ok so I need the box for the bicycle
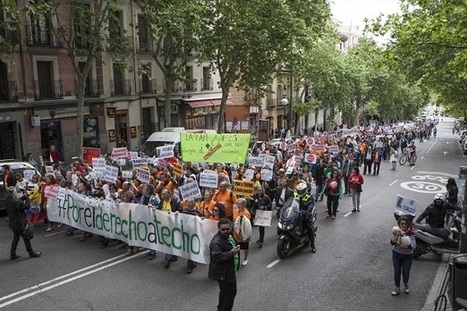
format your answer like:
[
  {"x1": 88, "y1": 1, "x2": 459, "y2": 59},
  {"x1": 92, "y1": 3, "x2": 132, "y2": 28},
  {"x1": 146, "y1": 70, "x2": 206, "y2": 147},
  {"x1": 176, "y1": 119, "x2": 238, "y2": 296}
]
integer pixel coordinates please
[{"x1": 399, "y1": 148, "x2": 417, "y2": 166}]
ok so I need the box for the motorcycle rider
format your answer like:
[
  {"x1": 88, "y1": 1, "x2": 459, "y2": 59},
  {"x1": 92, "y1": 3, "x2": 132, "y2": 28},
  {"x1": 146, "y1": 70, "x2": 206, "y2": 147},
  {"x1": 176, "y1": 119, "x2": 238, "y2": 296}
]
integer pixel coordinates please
[
  {"x1": 294, "y1": 182, "x2": 316, "y2": 253},
  {"x1": 415, "y1": 194, "x2": 449, "y2": 237}
]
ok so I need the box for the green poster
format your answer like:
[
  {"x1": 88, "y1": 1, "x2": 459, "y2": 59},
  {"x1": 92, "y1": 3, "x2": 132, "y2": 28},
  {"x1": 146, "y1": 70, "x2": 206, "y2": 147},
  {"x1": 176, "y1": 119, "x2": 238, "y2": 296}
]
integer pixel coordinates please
[{"x1": 180, "y1": 133, "x2": 251, "y2": 163}]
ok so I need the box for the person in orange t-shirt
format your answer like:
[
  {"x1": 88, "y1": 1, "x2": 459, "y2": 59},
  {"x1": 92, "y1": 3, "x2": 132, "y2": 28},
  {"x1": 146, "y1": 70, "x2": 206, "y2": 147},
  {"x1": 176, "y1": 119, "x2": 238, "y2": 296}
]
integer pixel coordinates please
[
  {"x1": 213, "y1": 181, "x2": 237, "y2": 220},
  {"x1": 199, "y1": 190, "x2": 216, "y2": 219}
]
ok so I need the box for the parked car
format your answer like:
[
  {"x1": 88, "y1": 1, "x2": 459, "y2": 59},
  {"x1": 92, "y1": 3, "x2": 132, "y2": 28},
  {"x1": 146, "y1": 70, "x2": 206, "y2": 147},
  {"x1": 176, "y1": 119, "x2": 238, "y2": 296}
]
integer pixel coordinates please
[{"x1": 0, "y1": 160, "x2": 41, "y2": 213}]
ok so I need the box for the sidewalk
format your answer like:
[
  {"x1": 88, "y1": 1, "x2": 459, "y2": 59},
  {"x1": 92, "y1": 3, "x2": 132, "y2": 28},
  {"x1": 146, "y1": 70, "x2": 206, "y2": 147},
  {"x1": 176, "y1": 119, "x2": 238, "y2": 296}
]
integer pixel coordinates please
[{"x1": 422, "y1": 254, "x2": 452, "y2": 311}]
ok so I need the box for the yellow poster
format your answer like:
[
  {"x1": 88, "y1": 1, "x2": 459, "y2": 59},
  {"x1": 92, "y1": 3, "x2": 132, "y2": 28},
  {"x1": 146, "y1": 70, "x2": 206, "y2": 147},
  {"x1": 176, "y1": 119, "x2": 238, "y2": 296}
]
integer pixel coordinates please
[
  {"x1": 180, "y1": 133, "x2": 250, "y2": 163},
  {"x1": 233, "y1": 180, "x2": 254, "y2": 197},
  {"x1": 172, "y1": 163, "x2": 183, "y2": 176}
]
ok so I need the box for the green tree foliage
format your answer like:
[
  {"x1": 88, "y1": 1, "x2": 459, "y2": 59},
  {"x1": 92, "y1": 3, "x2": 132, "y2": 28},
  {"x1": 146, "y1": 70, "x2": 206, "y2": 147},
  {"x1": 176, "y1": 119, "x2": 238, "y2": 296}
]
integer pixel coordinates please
[
  {"x1": 134, "y1": 0, "x2": 206, "y2": 128},
  {"x1": 0, "y1": 0, "x2": 21, "y2": 62},
  {"x1": 370, "y1": 0, "x2": 467, "y2": 117},
  {"x1": 200, "y1": 0, "x2": 330, "y2": 133}
]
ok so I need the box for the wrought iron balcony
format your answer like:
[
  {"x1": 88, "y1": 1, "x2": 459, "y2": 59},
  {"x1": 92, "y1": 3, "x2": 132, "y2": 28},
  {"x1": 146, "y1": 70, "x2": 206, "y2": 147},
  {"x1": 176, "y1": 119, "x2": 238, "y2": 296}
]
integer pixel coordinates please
[
  {"x1": 0, "y1": 80, "x2": 17, "y2": 102},
  {"x1": 111, "y1": 79, "x2": 131, "y2": 95},
  {"x1": 33, "y1": 79, "x2": 63, "y2": 100}
]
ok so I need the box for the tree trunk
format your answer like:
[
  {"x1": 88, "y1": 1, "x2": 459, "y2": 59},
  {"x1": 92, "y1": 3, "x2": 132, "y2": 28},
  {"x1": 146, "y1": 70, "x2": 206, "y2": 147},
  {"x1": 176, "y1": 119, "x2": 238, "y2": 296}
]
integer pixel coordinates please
[
  {"x1": 354, "y1": 97, "x2": 362, "y2": 126},
  {"x1": 217, "y1": 87, "x2": 228, "y2": 133},
  {"x1": 76, "y1": 77, "x2": 85, "y2": 158}
]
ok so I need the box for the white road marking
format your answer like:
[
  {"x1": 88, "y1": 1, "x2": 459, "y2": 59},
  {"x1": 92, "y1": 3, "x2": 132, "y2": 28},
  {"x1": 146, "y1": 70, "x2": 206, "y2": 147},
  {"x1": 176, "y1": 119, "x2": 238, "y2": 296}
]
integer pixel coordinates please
[
  {"x1": 410, "y1": 165, "x2": 416, "y2": 170},
  {"x1": 343, "y1": 211, "x2": 352, "y2": 217},
  {"x1": 417, "y1": 171, "x2": 458, "y2": 178},
  {"x1": 421, "y1": 156, "x2": 425, "y2": 159},
  {"x1": 44, "y1": 230, "x2": 66, "y2": 237},
  {"x1": 0, "y1": 252, "x2": 144, "y2": 308},
  {"x1": 267, "y1": 259, "x2": 281, "y2": 268},
  {"x1": 426, "y1": 140, "x2": 437, "y2": 153},
  {"x1": 389, "y1": 180, "x2": 398, "y2": 187}
]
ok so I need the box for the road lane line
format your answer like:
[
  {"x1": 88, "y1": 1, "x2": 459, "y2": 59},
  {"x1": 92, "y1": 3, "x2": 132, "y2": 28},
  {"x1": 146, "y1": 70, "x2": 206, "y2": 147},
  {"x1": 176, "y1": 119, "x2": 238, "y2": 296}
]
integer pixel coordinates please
[
  {"x1": 389, "y1": 180, "x2": 398, "y2": 187},
  {"x1": 426, "y1": 140, "x2": 437, "y2": 154},
  {"x1": 44, "y1": 230, "x2": 67, "y2": 237},
  {"x1": 410, "y1": 165, "x2": 416, "y2": 170},
  {"x1": 267, "y1": 259, "x2": 281, "y2": 268},
  {"x1": 343, "y1": 211, "x2": 352, "y2": 217},
  {"x1": 0, "y1": 253, "x2": 130, "y2": 303}
]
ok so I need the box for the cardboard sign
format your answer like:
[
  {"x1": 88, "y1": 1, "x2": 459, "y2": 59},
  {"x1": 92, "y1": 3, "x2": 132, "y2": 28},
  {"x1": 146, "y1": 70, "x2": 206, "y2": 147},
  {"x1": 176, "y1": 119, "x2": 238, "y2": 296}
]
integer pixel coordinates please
[
  {"x1": 244, "y1": 169, "x2": 255, "y2": 181},
  {"x1": 328, "y1": 145, "x2": 340, "y2": 154},
  {"x1": 136, "y1": 167, "x2": 150, "y2": 183},
  {"x1": 260, "y1": 169, "x2": 273, "y2": 181},
  {"x1": 304, "y1": 153, "x2": 317, "y2": 164},
  {"x1": 111, "y1": 147, "x2": 128, "y2": 160},
  {"x1": 104, "y1": 165, "x2": 119, "y2": 183},
  {"x1": 179, "y1": 182, "x2": 201, "y2": 200},
  {"x1": 395, "y1": 195, "x2": 418, "y2": 217},
  {"x1": 156, "y1": 145, "x2": 175, "y2": 159},
  {"x1": 92, "y1": 158, "x2": 106, "y2": 178},
  {"x1": 122, "y1": 170, "x2": 133, "y2": 179},
  {"x1": 233, "y1": 180, "x2": 254, "y2": 197},
  {"x1": 311, "y1": 144, "x2": 325, "y2": 152},
  {"x1": 286, "y1": 166, "x2": 294, "y2": 175},
  {"x1": 23, "y1": 169, "x2": 36, "y2": 181},
  {"x1": 287, "y1": 144, "x2": 297, "y2": 153},
  {"x1": 45, "y1": 166, "x2": 55, "y2": 177},
  {"x1": 249, "y1": 156, "x2": 264, "y2": 167},
  {"x1": 263, "y1": 155, "x2": 276, "y2": 166},
  {"x1": 199, "y1": 171, "x2": 218, "y2": 188},
  {"x1": 132, "y1": 158, "x2": 148, "y2": 168},
  {"x1": 180, "y1": 133, "x2": 251, "y2": 163},
  {"x1": 130, "y1": 151, "x2": 139, "y2": 161},
  {"x1": 254, "y1": 210, "x2": 272, "y2": 227},
  {"x1": 172, "y1": 163, "x2": 184, "y2": 177},
  {"x1": 82, "y1": 147, "x2": 101, "y2": 165}
]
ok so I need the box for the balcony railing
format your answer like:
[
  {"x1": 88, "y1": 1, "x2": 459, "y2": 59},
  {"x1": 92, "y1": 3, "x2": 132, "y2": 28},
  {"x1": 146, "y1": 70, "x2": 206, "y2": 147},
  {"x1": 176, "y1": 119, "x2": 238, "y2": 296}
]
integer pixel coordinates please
[
  {"x1": 76, "y1": 78, "x2": 100, "y2": 97},
  {"x1": 201, "y1": 78, "x2": 212, "y2": 91},
  {"x1": 185, "y1": 82, "x2": 196, "y2": 92},
  {"x1": 111, "y1": 79, "x2": 131, "y2": 95},
  {"x1": 139, "y1": 78, "x2": 157, "y2": 94},
  {"x1": 27, "y1": 24, "x2": 60, "y2": 47},
  {"x1": 136, "y1": 39, "x2": 154, "y2": 54},
  {"x1": 0, "y1": 80, "x2": 17, "y2": 102},
  {"x1": 33, "y1": 79, "x2": 63, "y2": 100}
]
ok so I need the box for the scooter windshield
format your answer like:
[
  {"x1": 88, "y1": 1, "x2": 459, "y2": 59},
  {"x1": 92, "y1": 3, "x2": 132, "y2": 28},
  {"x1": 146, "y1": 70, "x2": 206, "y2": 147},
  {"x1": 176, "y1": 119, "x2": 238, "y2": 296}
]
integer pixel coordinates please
[{"x1": 280, "y1": 197, "x2": 300, "y2": 221}]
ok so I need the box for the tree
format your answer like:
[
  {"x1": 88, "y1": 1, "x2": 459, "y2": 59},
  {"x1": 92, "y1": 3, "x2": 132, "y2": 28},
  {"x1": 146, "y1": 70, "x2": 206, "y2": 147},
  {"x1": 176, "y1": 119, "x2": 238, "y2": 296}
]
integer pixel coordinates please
[
  {"x1": 134, "y1": 0, "x2": 206, "y2": 129},
  {"x1": 200, "y1": 0, "x2": 330, "y2": 133},
  {"x1": 28, "y1": 0, "x2": 129, "y2": 157}
]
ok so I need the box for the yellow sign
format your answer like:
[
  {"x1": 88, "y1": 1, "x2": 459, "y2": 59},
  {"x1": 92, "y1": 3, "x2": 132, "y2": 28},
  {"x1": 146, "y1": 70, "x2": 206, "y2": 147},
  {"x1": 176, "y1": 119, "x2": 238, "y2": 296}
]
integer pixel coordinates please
[
  {"x1": 172, "y1": 163, "x2": 183, "y2": 177},
  {"x1": 233, "y1": 180, "x2": 254, "y2": 197},
  {"x1": 180, "y1": 133, "x2": 251, "y2": 163}
]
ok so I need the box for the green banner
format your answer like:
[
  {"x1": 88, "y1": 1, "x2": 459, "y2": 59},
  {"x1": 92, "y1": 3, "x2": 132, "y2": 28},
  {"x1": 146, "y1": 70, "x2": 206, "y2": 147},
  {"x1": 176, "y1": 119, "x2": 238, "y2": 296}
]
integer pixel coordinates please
[{"x1": 180, "y1": 133, "x2": 250, "y2": 163}]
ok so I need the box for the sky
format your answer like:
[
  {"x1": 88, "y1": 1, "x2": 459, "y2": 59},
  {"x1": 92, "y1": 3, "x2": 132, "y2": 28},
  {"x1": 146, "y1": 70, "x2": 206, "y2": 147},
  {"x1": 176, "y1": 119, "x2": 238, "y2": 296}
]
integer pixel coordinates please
[{"x1": 330, "y1": 0, "x2": 401, "y2": 32}]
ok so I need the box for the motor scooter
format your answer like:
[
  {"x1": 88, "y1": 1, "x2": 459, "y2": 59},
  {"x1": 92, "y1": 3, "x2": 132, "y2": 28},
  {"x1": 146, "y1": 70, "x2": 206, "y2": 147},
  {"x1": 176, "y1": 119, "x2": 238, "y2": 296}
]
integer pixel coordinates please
[{"x1": 277, "y1": 197, "x2": 317, "y2": 258}]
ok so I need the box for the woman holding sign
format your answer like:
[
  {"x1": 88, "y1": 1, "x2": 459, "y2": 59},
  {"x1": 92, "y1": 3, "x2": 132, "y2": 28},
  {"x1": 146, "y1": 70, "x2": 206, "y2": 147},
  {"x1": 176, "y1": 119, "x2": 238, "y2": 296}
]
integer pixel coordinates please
[
  {"x1": 232, "y1": 198, "x2": 252, "y2": 266},
  {"x1": 251, "y1": 187, "x2": 272, "y2": 248}
]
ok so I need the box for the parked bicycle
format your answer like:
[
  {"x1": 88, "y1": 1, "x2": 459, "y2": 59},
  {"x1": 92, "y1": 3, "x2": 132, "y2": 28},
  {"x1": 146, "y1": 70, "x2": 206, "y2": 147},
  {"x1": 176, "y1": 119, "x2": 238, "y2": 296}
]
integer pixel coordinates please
[{"x1": 399, "y1": 148, "x2": 417, "y2": 165}]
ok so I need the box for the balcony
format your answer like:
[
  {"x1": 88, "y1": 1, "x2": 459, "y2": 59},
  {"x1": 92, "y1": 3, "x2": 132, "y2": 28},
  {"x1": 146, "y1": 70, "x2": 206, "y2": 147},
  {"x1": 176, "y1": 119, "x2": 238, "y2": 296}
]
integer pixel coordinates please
[
  {"x1": 27, "y1": 24, "x2": 60, "y2": 47},
  {"x1": 111, "y1": 79, "x2": 131, "y2": 96},
  {"x1": 266, "y1": 99, "x2": 275, "y2": 109},
  {"x1": 185, "y1": 82, "x2": 196, "y2": 92},
  {"x1": 33, "y1": 80, "x2": 63, "y2": 100},
  {"x1": 136, "y1": 40, "x2": 154, "y2": 54},
  {"x1": 139, "y1": 78, "x2": 157, "y2": 94},
  {"x1": 0, "y1": 80, "x2": 17, "y2": 102},
  {"x1": 0, "y1": 22, "x2": 19, "y2": 46}
]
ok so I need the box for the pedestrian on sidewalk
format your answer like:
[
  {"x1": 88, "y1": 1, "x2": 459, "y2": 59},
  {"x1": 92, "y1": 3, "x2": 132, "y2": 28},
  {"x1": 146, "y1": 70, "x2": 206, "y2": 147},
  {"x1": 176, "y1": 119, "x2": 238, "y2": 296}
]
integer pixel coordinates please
[{"x1": 390, "y1": 216, "x2": 416, "y2": 296}]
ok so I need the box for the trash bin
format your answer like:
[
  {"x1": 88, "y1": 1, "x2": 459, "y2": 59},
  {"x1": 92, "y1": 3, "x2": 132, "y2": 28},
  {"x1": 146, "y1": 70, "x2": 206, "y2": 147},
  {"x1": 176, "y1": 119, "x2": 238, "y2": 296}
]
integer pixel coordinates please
[{"x1": 451, "y1": 254, "x2": 467, "y2": 311}]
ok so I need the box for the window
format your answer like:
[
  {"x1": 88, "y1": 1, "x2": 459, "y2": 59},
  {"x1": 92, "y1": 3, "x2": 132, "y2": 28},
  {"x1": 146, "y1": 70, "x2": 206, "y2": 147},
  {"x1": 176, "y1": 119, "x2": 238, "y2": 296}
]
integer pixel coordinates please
[
  {"x1": 109, "y1": 10, "x2": 123, "y2": 49},
  {"x1": 112, "y1": 64, "x2": 125, "y2": 95},
  {"x1": 36, "y1": 61, "x2": 55, "y2": 99},
  {"x1": 73, "y1": 3, "x2": 91, "y2": 48},
  {"x1": 29, "y1": 3, "x2": 53, "y2": 46},
  {"x1": 140, "y1": 64, "x2": 152, "y2": 94},
  {"x1": 185, "y1": 66, "x2": 193, "y2": 91},
  {"x1": 202, "y1": 67, "x2": 210, "y2": 90},
  {"x1": 137, "y1": 15, "x2": 151, "y2": 53}
]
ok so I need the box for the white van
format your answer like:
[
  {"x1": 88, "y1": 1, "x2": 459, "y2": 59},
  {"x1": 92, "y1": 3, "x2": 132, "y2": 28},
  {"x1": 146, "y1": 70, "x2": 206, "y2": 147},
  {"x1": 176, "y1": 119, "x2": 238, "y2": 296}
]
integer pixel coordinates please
[{"x1": 139, "y1": 127, "x2": 217, "y2": 157}]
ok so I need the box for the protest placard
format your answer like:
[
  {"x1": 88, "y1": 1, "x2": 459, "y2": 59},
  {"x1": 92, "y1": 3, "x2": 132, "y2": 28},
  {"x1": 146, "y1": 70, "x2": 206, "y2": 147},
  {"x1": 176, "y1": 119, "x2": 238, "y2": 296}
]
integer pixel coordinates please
[
  {"x1": 131, "y1": 158, "x2": 148, "y2": 168},
  {"x1": 180, "y1": 133, "x2": 250, "y2": 163},
  {"x1": 136, "y1": 167, "x2": 150, "y2": 183},
  {"x1": 104, "y1": 165, "x2": 119, "y2": 183},
  {"x1": 23, "y1": 169, "x2": 36, "y2": 181},
  {"x1": 254, "y1": 210, "x2": 272, "y2": 227},
  {"x1": 395, "y1": 195, "x2": 418, "y2": 216},
  {"x1": 122, "y1": 170, "x2": 133, "y2": 179},
  {"x1": 44, "y1": 186, "x2": 58, "y2": 199},
  {"x1": 260, "y1": 169, "x2": 273, "y2": 181},
  {"x1": 244, "y1": 169, "x2": 255, "y2": 181},
  {"x1": 172, "y1": 163, "x2": 183, "y2": 177},
  {"x1": 306, "y1": 137, "x2": 314, "y2": 145},
  {"x1": 45, "y1": 165, "x2": 54, "y2": 177},
  {"x1": 328, "y1": 145, "x2": 340, "y2": 154},
  {"x1": 199, "y1": 171, "x2": 218, "y2": 188},
  {"x1": 156, "y1": 145, "x2": 175, "y2": 159},
  {"x1": 233, "y1": 180, "x2": 254, "y2": 197},
  {"x1": 111, "y1": 147, "x2": 128, "y2": 159},
  {"x1": 82, "y1": 147, "x2": 101, "y2": 165},
  {"x1": 287, "y1": 144, "x2": 297, "y2": 153},
  {"x1": 304, "y1": 153, "x2": 317, "y2": 164},
  {"x1": 130, "y1": 151, "x2": 139, "y2": 161},
  {"x1": 263, "y1": 155, "x2": 275, "y2": 167},
  {"x1": 311, "y1": 144, "x2": 325, "y2": 152},
  {"x1": 180, "y1": 182, "x2": 201, "y2": 200},
  {"x1": 249, "y1": 156, "x2": 264, "y2": 167}
]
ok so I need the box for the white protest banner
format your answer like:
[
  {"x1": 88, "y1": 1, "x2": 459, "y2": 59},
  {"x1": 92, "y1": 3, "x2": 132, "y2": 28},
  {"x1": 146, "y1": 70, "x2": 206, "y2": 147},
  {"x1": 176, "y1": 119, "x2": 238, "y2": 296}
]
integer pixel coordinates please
[
  {"x1": 249, "y1": 156, "x2": 264, "y2": 167},
  {"x1": 104, "y1": 165, "x2": 119, "y2": 183},
  {"x1": 286, "y1": 166, "x2": 294, "y2": 175},
  {"x1": 23, "y1": 169, "x2": 36, "y2": 181},
  {"x1": 112, "y1": 147, "x2": 128, "y2": 160},
  {"x1": 44, "y1": 185, "x2": 58, "y2": 199},
  {"x1": 395, "y1": 195, "x2": 418, "y2": 217},
  {"x1": 179, "y1": 182, "x2": 201, "y2": 200},
  {"x1": 122, "y1": 170, "x2": 133, "y2": 179},
  {"x1": 254, "y1": 210, "x2": 272, "y2": 227},
  {"x1": 244, "y1": 169, "x2": 255, "y2": 181},
  {"x1": 46, "y1": 190, "x2": 218, "y2": 264},
  {"x1": 156, "y1": 145, "x2": 175, "y2": 159},
  {"x1": 328, "y1": 145, "x2": 340, "y2": 154},
  {"x1": 136, "y1": 167, "x2": 150, "y2": 183},
  {"x1": 45, "y1": 165, "x2": 54, "y2": 177},
  {"x1": 132, "y1": 158, "x2": 148, "y2": 168},
  {"x1": 199, "y1": 171, "x2": 218, "y2": 188},
  {"x1": 263, "y1": 155, "x2": 275, "y2": 166},
  {"x1": 260, "y1": 169, "x2": 273, "y2": 181}
]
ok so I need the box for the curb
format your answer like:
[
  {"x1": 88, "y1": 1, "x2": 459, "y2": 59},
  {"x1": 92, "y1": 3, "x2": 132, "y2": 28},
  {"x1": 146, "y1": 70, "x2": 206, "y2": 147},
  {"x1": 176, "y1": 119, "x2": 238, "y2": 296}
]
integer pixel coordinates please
[{"x1": 422, "y1": 254, "x2": 452, "y2": 311}]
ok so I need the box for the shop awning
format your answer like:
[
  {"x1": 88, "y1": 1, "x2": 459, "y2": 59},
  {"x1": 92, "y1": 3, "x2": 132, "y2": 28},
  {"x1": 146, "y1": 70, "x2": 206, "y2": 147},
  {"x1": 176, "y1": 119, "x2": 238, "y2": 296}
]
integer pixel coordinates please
[{"x1": 186, "y1": 100, "x2": 214, "y2": 108}]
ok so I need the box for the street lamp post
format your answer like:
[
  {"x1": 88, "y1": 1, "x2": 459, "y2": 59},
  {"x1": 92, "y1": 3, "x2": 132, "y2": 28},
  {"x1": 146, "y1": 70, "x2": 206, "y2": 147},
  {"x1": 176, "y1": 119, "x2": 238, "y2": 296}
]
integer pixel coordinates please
[{"x1": 281, "y1": 95, "x2": 289, "y2": 130}]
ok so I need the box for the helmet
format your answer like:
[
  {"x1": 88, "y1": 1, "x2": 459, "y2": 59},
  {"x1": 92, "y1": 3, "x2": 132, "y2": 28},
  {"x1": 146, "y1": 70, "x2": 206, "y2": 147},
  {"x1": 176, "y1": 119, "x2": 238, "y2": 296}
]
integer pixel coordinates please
[
  {"x1": 296, "y1": 182, "x2": 307, "y2": 196},
  {"x1": 433, "y1": 193, "x2": 445, "y2": 203}
]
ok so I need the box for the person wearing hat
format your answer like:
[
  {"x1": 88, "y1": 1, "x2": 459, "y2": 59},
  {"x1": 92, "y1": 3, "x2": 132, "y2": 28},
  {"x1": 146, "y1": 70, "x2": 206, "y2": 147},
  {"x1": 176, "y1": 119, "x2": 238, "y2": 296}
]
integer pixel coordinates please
[{"x1": 5, "y1": 187, "x2": 42, "y2": 260}]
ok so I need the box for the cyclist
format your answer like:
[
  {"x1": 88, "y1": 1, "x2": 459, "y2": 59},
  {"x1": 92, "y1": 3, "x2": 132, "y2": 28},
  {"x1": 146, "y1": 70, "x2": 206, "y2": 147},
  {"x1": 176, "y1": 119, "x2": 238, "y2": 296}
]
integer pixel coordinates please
[{"x1": 408, "y1": 141, "x2": 416, "y2": 165}]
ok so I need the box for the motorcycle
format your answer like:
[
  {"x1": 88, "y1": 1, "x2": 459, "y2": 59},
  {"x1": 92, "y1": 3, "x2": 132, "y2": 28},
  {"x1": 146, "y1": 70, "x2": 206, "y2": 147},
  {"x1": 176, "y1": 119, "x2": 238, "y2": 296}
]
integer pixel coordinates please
[
  {"x1": 394, "y1": 209, "x2": 461, "y2": 258},
  {"x1": 277, "y1": 197, "x2": 317, "y2": 258}
]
